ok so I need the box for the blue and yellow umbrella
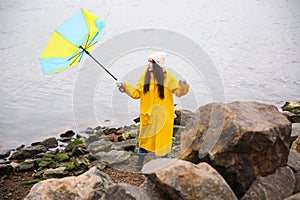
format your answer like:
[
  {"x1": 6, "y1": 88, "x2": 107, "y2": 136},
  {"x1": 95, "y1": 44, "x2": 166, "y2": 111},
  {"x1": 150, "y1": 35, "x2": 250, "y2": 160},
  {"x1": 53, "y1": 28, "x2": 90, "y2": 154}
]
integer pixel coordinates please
[{"x1": 39, "y1": 8, "x2": 117, "y2": 80}]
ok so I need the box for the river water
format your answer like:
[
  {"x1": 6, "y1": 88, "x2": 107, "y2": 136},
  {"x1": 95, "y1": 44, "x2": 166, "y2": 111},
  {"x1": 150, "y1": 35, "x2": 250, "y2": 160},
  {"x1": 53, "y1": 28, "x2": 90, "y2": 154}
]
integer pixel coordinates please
[{"x1": 0, "y1": 0, "x2": 299, "y2": 151}]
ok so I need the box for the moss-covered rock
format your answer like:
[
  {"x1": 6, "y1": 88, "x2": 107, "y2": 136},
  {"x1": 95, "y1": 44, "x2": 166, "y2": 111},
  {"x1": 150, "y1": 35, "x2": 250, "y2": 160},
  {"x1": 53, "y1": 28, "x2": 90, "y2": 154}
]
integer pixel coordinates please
[
  {"x1": 36, "y1": 157, "x2": 56, "y2": 168},
  {"x1": 54, "y1": 153, "x2": 70, "y2": 162},
  {"x1": 71, "y1": 146, "x2": 86, "y2": 157},
  {"x1": 282, "y1": 102, "x2": 300, "y2": 114},
  {"x1": 65, "y1": 139, "x2": 84, "y2": 152},
  {"x1": 103, "y1": 127, "x2": 117, "y2": 135},
  {"x1": 58, "y1": 162, "x2": 77, "y2": 171},
  {"x1": 15, "y1": 160, "x2": 37, "y2": 172}
]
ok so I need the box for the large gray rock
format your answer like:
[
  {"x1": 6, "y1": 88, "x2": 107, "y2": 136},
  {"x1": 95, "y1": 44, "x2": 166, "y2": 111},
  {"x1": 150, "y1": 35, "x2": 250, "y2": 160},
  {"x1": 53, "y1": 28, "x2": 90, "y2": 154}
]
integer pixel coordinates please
[
  {"x1": 179, "y1": 101, "x2": 291, "y2": 198},
  {"x1": 9, "y1": 145, "x2": 47, "y2": 160},
  {"x1": 144, "y1": 158, "x2": 237, "y2": 200},
  {"x1": 101, "y1": 183, "x2": 150, "y2": 200},
  {"x1": 241, "y1": 167, "x2": 295, "y2": 200},
  {"x1": 95, "y1": 150, "x2": 131, "y2": 166},
  {"x1": 25, "y1": 166, "x2": 114, "y2": 200},
  {"x1": 88, "y1": 140, "x2": 112, "y2": 153}
]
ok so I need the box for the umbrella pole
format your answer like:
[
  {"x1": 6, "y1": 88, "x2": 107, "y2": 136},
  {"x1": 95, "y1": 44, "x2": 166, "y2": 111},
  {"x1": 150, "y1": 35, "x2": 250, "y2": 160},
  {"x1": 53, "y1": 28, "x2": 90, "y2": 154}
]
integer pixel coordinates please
[{"x1": 80, "y1": 46, "x2": 118, "y2": 81}]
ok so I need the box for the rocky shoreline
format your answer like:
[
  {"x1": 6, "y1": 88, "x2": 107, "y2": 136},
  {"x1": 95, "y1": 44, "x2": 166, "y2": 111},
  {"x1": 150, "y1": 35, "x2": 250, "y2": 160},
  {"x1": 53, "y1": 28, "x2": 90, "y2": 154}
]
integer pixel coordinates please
[{"x1": 0, "y1": 101, "x2": 299, "y2": 200}]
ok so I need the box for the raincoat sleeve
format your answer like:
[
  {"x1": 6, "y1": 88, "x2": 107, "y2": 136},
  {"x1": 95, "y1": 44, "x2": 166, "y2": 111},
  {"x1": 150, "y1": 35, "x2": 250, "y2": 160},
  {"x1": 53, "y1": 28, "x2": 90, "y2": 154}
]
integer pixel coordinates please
[
  {"x1": 173, "y1": 83, "x2": 189, "y2": 97},
  {"x1": 165, "y1": 70, "x2": 189, "y2": 97},
  {"x1": 123, "y1": 73, "x2": 145, "y2": 99}
]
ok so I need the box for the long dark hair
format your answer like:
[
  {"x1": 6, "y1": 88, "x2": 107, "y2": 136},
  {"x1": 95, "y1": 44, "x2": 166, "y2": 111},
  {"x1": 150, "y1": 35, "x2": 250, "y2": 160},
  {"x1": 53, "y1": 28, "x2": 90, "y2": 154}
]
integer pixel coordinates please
[{"x1": 144, "y1": 61, "x2": 165, "y2": 99}]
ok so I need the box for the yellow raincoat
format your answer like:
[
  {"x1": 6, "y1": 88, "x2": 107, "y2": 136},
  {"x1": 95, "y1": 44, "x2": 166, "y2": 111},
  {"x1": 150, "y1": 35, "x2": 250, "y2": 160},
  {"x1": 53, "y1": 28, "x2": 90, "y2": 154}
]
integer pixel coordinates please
[{"x1": 124, "y1": 69, "x2": 189, "y2": 156}]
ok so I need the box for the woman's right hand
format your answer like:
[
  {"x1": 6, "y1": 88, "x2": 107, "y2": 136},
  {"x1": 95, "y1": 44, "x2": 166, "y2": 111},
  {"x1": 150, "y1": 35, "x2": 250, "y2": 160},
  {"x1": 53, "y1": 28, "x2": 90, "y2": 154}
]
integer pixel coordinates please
[{"x1": 116, "y1": 82, "x2": 125, "y2": 92}]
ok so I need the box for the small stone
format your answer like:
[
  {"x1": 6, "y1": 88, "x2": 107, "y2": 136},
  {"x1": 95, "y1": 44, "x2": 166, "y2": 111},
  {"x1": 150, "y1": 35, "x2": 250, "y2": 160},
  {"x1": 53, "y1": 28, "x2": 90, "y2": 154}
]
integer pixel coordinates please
[
  {"x1": 84, "y1": 127, "x2": 94, "y2": 134},
  {"x1": 16, "y1": 144, "x2": 25, "y2": 151}
]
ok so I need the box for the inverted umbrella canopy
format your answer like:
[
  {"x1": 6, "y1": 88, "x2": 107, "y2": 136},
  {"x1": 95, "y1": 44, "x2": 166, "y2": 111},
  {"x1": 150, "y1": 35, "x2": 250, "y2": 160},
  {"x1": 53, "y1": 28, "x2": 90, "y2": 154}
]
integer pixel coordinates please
[{"x1": 39, "y1": 8, "x2": 117, "y2": 80}]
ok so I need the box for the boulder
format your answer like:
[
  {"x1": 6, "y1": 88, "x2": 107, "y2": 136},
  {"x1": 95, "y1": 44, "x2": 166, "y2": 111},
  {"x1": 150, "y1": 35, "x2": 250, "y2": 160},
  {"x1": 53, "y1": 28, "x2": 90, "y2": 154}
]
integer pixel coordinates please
[
  {"x1": 25, "y1": 167, "x2": 113, "y2": 200},
  {"x1": 174, "y1": 109, "x2": 195, "y2": 126},
  {"x1": 9, "y1": 145, "x2": 47, "y2": 160},
  {"x1": 241, "y1": 167, "x2": 295, "y2": 200},
  {"x1": 285, "y1": 192, "x2": 300, "y2": 200},
  {"x1": 144, "y1": 158, "x2": 237, "y2": 200},
  {"x1": 140, "y1": 178, "x2": 171, "y2": 200},
  {"x1": 95, "y1": 150, "x2": 131, "y2": 166},
  {"x1": 179, "y1": 101, "x2": 291, "y2": 198},
  {"x1": 0, "y1": 164, "x2": 13, "y2": 176},
  {"x1": 101, "y1": 183, "x2": 150, "y2": 200}
]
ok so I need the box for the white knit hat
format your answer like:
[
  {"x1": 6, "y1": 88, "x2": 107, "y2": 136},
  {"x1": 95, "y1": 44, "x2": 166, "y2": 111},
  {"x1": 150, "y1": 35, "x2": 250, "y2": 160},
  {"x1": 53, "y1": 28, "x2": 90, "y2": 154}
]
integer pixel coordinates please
[{"x1": 149, "y1": 52, "x2": 166, "y2": 67}]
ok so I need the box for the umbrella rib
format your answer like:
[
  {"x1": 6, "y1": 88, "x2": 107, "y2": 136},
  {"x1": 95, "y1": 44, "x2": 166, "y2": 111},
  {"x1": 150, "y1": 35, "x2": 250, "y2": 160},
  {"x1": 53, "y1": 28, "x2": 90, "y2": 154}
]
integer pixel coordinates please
[{"x1": 67, "y1": 51, "x2": 82, "y2": 67}]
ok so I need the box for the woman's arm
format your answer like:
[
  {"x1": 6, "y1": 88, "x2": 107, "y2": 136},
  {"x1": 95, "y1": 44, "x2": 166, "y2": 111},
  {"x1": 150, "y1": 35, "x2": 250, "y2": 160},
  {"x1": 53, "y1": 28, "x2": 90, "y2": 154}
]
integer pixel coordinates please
[{"x1": 123, "y1": 82, "x2": 141, "y2": 99}]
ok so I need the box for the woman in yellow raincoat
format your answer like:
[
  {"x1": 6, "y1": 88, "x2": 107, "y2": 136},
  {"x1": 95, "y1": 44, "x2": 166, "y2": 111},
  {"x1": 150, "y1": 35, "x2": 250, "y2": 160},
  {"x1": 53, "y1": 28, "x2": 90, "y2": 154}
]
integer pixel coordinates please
[{"x1": 117, "y1": 52, "x2": 189, "y2": 170}]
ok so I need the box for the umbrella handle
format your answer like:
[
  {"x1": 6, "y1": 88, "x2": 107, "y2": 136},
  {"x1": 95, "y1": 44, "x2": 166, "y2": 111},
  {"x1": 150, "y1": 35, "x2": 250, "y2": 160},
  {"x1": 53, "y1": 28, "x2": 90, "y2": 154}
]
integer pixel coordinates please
[{"x1": 80, "y1": 46, "x2": 118, "y2": 81}]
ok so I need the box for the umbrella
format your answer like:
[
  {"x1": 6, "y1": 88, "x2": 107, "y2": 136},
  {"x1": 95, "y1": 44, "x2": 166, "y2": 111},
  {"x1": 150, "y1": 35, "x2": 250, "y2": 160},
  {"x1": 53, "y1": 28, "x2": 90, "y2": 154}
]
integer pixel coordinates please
[{"x1": 39, "y1": 8, "x2": 117, "y2": 81}]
